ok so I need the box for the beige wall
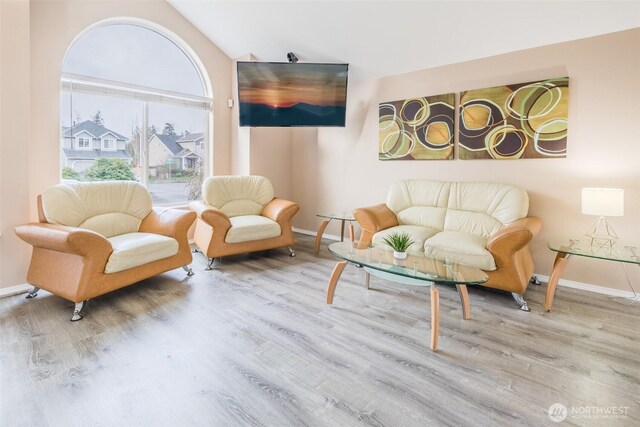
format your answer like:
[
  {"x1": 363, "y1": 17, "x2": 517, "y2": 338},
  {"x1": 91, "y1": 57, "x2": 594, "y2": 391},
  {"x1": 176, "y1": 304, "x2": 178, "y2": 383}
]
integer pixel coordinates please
[
  {"x1": 0, "y1": 0, "x2": 32, "y2": 288},
  {"x1": 250, "y1": 127, "x2": 293, "y2": 201},
  {"x1": 0, "y1": 0, "x2": 232, "y2": 289},
  {"x1": 288, "y1": 29, "x2": 640, "y2": 292}
]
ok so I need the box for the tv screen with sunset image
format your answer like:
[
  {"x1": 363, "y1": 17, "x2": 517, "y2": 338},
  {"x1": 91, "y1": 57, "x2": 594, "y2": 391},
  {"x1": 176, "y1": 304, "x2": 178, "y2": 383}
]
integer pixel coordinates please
[{"x1": 237, "y1": 62, "x2": 348, "y2": 127}]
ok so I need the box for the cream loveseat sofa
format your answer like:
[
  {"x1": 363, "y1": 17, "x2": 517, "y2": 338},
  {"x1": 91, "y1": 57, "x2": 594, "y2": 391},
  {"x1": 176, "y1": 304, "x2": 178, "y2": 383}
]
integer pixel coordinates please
[
  {"x1": 355, "y1": 180, "x2": 542, "y2": 311},
  {"x1": 15, "y1": 181, "x2": 196, "y2": 321},
  {"x1": 190, "y1": 175, "x2": 300, "y2": 269}
]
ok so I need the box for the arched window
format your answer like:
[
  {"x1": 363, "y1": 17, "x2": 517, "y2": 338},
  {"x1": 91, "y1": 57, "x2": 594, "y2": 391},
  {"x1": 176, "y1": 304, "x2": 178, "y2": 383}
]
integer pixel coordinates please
[{"x1": 60, "y1": 22, "x2": 212, "y2": 206}]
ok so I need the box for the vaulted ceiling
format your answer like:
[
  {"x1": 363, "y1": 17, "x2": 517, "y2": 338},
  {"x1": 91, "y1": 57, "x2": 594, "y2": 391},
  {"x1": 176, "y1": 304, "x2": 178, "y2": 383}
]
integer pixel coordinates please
[{"x1": 169, "y1": 0, "x2": 640, "y2": 81}]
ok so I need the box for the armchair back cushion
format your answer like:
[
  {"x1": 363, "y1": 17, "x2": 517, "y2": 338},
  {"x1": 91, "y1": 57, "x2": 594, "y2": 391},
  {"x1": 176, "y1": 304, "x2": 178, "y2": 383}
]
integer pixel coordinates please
[
  {"x1": 41, "y1": 181, "x2": 152, "y2": 238},
  {"x1": 386, "y1": 180, "x2": 529, "y2": 238},
  {"x1": 202, "y1": 175, "x2": 274, "y2": 217}
]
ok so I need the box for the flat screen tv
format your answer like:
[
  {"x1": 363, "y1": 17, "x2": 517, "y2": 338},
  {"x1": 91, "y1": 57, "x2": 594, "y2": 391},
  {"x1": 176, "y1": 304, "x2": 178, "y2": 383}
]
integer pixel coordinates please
[{"x1": 237, "y1": 62, "x2": 348, "y2": 127}]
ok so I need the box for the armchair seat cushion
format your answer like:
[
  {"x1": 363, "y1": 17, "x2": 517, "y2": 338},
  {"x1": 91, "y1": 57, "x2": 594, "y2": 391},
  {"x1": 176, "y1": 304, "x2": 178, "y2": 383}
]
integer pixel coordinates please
[
  {"x1": 423, "y1": 231, "x2": 496, "y2": 271},
  {"x1": 225, "y1": 215, "x2": 282, "y2": 244},
  {"x1": 105, "y1": 232, "x2": 179, "y2": 274},
  {"x1": 372, "y1": 225, "x2": 439, "y2": 252}
]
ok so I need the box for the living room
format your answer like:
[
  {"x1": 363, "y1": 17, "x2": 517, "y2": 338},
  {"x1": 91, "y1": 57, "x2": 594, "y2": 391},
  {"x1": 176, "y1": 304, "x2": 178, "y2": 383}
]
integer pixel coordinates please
[{"x1": 1, "y1": 0, "x2": 638, "y2": 425}]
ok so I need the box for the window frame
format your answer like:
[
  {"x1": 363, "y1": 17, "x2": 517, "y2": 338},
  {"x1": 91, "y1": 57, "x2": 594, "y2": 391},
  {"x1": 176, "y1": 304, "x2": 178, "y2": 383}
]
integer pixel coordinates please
[{"x1": 60, "y1": 21, "x2": 213, "y2": 207}]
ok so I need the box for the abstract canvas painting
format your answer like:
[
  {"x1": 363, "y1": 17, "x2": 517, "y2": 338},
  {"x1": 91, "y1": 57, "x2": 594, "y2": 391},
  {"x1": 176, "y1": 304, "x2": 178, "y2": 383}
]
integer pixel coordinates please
[
  {"x1": 379, "y1": 93, "x2": 455, "y2": 160},
  {"x1": 458, "y1": 77, "x2": 569, "y2": 159}
]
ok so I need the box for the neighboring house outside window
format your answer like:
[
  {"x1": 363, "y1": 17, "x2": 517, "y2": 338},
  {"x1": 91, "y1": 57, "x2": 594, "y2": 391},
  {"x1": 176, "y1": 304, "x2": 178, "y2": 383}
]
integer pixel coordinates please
[
  {"x1": 78, "y1": 137, "x2": 91, "y2": 149},
  {"x1": 148, "y1": 132, "x2": 203, "y2": 178},
  {"x1": 60, "y1": 120, "x2": 132, "y2": 174},
  {"x1": 101, "y1": 137, "x2": 116, "y2": 151}
]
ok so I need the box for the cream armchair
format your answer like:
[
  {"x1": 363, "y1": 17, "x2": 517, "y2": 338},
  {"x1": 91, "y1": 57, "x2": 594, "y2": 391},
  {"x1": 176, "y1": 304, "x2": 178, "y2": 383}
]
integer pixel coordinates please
[
  {"x1": 15, "y1": 181, "x2": 196, "y2": 321},
  {"x1": 189, "y1": 175, "x2": 299, "y2": 269},
  {"x1": 355, "y1": 180, "x2": 542, "y2": 311}
]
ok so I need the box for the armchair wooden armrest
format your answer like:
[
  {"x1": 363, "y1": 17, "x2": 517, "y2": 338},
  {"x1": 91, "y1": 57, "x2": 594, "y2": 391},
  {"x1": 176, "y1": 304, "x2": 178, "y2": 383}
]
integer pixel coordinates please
[
  {"x1": 139, "y1": 207, "x2": 196, "y2": 239},
  {"x1": 15, "y1": 223, "x2": 113, "y2": 258},
  {"x1": 262, "y1": 198, "x2": 300, "y2": 224},
  {"x1": 189, "y1": 201, "x2": 232, "y2": 230},
  {"x1": 353, "y1": 204, "x2": 399, "y2": 247}
]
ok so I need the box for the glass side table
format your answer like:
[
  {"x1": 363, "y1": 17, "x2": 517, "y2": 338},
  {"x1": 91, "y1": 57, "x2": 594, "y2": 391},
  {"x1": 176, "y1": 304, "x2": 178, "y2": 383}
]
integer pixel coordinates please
[
  {"x1": 314, "y1": 212, "x2": 357, "y2": 253},
  {"x1": 545, "y1": 238, "x2": 640, "y2": 311}
]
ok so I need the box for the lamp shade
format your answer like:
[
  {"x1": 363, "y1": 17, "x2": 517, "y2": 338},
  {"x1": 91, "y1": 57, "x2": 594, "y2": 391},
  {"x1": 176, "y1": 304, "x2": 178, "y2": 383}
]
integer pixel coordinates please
[{"x1": 581, "y1": 188, "x2": 624, "y2": 216}]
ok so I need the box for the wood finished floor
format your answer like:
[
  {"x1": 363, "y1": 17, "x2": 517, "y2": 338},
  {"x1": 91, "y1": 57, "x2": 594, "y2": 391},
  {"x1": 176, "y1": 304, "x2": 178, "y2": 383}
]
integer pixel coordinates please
[{"x1": 1, "y1": 233, "x2": 638, "y2": 426}]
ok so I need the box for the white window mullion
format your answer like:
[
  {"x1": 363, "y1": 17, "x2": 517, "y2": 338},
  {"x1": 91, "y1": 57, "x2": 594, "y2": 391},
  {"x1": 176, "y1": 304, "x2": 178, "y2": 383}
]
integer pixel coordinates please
[
  {"x1": 142, "y1": 102, "x2": 149, "y2": 188},
  {"x1": 61, "y1": 73, "x2": 212, "y2": 111}
]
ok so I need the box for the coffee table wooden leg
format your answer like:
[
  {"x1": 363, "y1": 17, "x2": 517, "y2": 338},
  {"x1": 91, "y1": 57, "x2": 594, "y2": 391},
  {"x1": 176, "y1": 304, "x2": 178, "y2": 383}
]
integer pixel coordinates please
[
  {"x1": 431, "y1": 285, "x2": 440, "y2": 352},
  {"x1": 349, "y1": 223, "x2": 355, "y2": 242},
  {"x1": 327, "y1": 261, "x2": 347, "y2": 304},
  {"x1": 340, "y1": 220, "x2": 345, "y2": 241},
  {"x1": 545, "y1": 252, "x2": 571, "y2": 311},
  {"x1": 314, "y1": 219, "x2": 331, "y2": 253},
  {"x1": 456, "y1": 284, "x2": 470, "y2": 320}
]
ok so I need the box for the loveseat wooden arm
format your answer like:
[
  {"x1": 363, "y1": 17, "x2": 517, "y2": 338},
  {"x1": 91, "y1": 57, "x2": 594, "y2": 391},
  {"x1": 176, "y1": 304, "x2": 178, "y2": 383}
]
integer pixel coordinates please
[
  {"x1": 508, "y1": 216, "x2": 542, "y2": 237},
  {"x1": 139, "y1": 207, "x2": 196, "y2": 239},
  {"x1": 15, "y1": 223, "x2": 113, "y2": 258},
  {"x1": 262, "y1": 198, "x2": 300, "y2": 224},
  {"x1": 486, "y1": 216, "x2": 541, "y2": 267},
  {"x1": 353, "y1": 204, "x2": 399, "y2": 248}
]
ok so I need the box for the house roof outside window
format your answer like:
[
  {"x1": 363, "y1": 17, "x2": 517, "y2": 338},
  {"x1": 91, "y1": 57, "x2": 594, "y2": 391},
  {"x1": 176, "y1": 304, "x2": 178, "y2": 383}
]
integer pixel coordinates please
[{"x1": 62, "y1": 120, "x2": 127, "y2": 141}]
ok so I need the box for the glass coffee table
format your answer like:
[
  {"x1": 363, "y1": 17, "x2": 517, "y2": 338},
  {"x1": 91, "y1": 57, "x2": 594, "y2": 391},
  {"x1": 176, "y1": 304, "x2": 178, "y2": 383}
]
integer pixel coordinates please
[
  {"x1": 545, "y1": 238, "x2": 640, "y2": 311},
  {"x1": 314, "y1": 213, "x2": 357, "y2": 252},
  {"x1": 326, "y1": 242, "x2": 488, "y2": 351}
]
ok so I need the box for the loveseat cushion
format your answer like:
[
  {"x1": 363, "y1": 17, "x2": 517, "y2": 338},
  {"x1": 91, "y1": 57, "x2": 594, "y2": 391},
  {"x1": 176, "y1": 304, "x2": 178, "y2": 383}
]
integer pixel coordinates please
[
  {"x1": 42, "y1": 181, "x2": 152, "y2": 238},
  {"x1": 202, "y1": 175, "x2": 274, "y2": 218},
  {"x1": 423, "y1": 231, "x2": 496, "y2": 271},
  {"x1": 225, "y1": 215, "x2": 282, "y2": 243},
  {"x1": 372, "y1": 225, "x2": 439, "y2": 252},
  {"x1": 105, "y1": 232, "x2": 179, "y2": 274},
  {"x1": 444, "y1": 182, "x2": 528, "y2": 236},
  {"x1": 386, "y1": 180, "x2": 450, "y2": 229}
]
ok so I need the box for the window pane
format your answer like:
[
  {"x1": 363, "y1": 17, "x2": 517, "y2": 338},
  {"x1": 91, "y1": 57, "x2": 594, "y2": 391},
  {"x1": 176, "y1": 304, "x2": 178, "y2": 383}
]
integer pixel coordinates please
[
  {"x1": 147, "y1": 103, "x2": 205, "y2": 206},
  {"x1": 60, "y1": 91, "x2": 141, "y2": 182},
  {"x1": 63, "y1": 24, "x2": 204, "y2": 96}
]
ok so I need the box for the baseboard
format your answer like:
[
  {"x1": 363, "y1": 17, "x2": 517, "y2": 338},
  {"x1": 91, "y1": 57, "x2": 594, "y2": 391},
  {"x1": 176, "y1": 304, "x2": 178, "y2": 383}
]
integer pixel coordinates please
[
  {"x1": 3, "y1": 264, "x2": 629, "y2": 301},
  {"x1": 0, "y1": 283, "x2": 31, "y2": 299},
  {"x1": 533, "y1": 273, "x2": 636, "y2": 298},
  {"x1": 293, "y1": 227, "x2": 343, "y2": 242},
  {"x1": 294, "y1": 227, "x2": 634, "y2": 298}
]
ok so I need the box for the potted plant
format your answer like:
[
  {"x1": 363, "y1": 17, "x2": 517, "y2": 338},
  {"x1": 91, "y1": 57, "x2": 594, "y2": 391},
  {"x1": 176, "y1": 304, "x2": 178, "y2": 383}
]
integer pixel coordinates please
[{"x1": 382, "y1": 231, "x2": 416, "y2": 260}]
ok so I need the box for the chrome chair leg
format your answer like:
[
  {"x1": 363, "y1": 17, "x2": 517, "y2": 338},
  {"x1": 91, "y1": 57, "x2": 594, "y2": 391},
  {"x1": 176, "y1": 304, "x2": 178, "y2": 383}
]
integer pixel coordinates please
[
  {"x1": 192, "y1": 248, "x2": 200, "y2": 254},
  {"x1": 25, "y1": 286, "x2": 40, "y2": 299},
  {"x1": 512, "y1": 293, "x2": 530, "y2": 311},
  {"x1": 288, "y1": 246, "x2": 296, "y2": 257},
  {"x1": 71, "y1": 301, "x2": 85, "y2": 321},
  {"x1": 205, "y1": 258, "x2": 216, "y2": 271},
  {"x1": 182, "y1": 265, "x2": 195, "y2": 276}
]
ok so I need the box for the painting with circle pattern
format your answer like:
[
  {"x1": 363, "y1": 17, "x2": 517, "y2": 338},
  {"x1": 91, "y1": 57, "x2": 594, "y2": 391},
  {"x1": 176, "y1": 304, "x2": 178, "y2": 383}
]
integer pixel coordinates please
[
  {"x1": 458, "y1": 77, "x2": 569, "y2": 159},
  {"x1": 379, "y1": 93, "x2": 455, "y2": 160}
]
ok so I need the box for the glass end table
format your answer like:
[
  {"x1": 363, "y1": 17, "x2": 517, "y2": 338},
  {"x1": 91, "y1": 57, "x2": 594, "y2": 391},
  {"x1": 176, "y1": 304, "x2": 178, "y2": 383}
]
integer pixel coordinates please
[
  {"x1": 326, "y1": 242, "x2": 488, "y2": 351},
  {"x1": 545, "y1": 238, "x2": 640, "y2": 311},
  {"x1": 314, "y1": 213, "x2": 357, "y2": 253}
]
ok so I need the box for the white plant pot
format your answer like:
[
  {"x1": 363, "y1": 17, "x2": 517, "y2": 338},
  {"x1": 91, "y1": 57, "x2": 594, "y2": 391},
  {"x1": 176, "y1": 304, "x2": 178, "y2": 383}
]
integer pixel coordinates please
[{"x1": 393, "y1": 251, "x2": 407, "y2": 260}]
